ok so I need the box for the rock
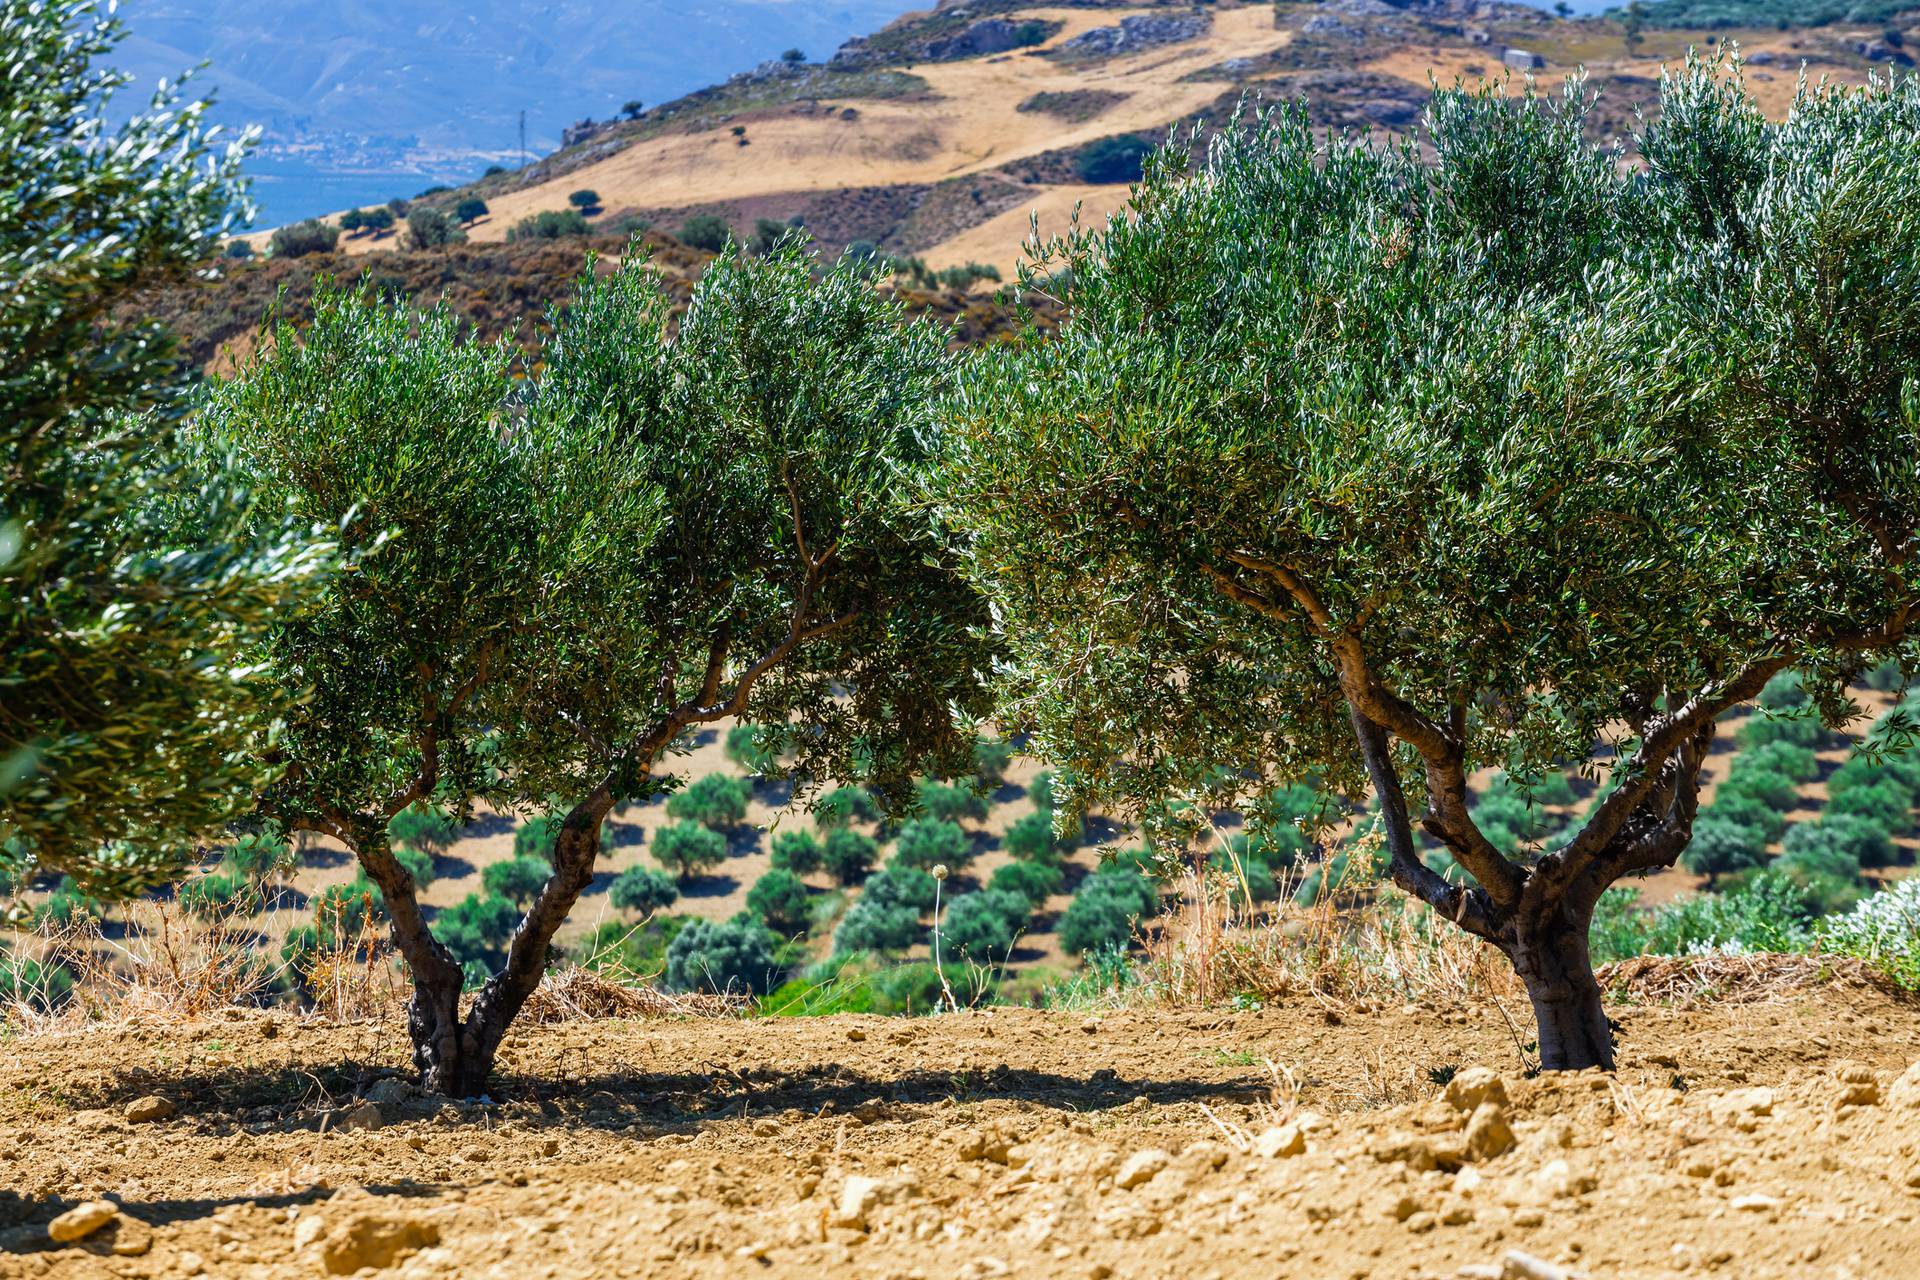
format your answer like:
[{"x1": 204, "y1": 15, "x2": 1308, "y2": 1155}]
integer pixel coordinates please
[
  {"x1": 752, "y1": 1117, "x2": 781, "y2": 1137},
  {"x1": 1501, "y1": 1250, "x2": 1575, "y2": 1280},
  {"x1": 366, "y1": 1078, "x2": 415, "y2": 1108},
  {"x1": 1708, "y1": 1086, "x2": 1774, "y2": 1130},
  {"x1": 836, "y1": 1175, "x2": 884, "y2": 1229},
  {"x1": 1253, "y1": 1124, "x2": 1305, "y2": 1158},
  {"x1": 1833, "y1": 1061, "x2": 1881, "y2": 1107},
  {"x1": 1890, "y1": 1060, "x2": 1920, "y2": 1109},
  {"x1": 293, "y1": 1214, "x2": 327, "y2": 1250},
  {"x1": 339, "y1": 1101, "x2": 386, "y2": 1133},
  {"x1": 1732, "y1": 1193, "x2": 1783, "y2": 1212},
  {"x1": 1502, "y1": 48, "x2": 1546, "y2": 70},
  {"x1": 108, "y1": 1219, "x2": 152, "y2": 1256},
  {"x1": 926, "y1": 17, "x2": 1038, "y2": 61},
  {"x1": 318, "y1": 1213, "x2": 440, "y2": 1274},
  {"x1": 1058, "y1": 13, "x2": 1210, "y2": 58},
  {"x1": 1465, "y1": 1102, "x2": 1516, "y2": 1161},
  {"x1": 124, "y1": 1096, "x2": 174, "y2": 1124},
  {"x1": 47, "y1": 1200, "x2": 118, "y2": 1243},
  {"x1": 1115, "y1": 1148, "x2": 1169, "y2": 1189},
  {"x1": 1446, "y1": 1068, "x2": 1510, "y2": 1114},
  {"x1": 1383, "y1": 1191, "x2": 1423, "y2": 1222},
  {"x1": 1371, "y1": 1131, "x2": 1461, "y2": 1172}
]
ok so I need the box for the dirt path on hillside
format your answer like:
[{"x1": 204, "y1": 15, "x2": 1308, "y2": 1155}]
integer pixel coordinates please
[{"x1": 2, "y1": 980, "x2": 1916, "y2": 1279}]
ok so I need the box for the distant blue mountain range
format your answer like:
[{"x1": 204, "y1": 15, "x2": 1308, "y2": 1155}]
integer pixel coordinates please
[{"x1": 114, "y1": 0, "x2": 920, "y2": 226}]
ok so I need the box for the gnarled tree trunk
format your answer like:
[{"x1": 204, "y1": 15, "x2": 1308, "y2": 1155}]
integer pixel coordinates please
[{"x1": 1511, "y1": 898, "x2": 1613, "y2": 1071}]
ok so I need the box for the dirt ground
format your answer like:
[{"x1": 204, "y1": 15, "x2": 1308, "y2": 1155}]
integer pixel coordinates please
[{"x1": 2, "y1": 977, "x2": 1917, "y2": 1279}]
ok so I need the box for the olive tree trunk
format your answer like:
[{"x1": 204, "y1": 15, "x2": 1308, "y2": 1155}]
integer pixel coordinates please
[{"x1": 1511, "y1": 899, "x2": 1614, "y2": 1072}]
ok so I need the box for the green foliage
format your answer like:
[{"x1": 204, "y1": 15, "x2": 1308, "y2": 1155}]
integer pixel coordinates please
[
  {"x1": 971, "y1": 737, "x2": 1015, "y2": 788},
  {"x1": 892, "y1": 817, "x2": 970, "y2": 871},
  {"x1": 482, "y1": 855, "x2": 550, "y2": 905},
  {"x1": 814, "y1": 786, "x2": 878, "y2": 828},
  {"x1": 1819, "y1": 876, "x2": 1920, "y2": 991},
  {"x1": 1735, "y1": 712, "x2": 1827, "y2": 752},
  {"x1": 864, "y1": 863, "x2": 938, "y2": 913},
  {"x1": 989, "y1": 858, "x2": 1064, "y2": 905},
  {"x1": 177, "y1": 870, "x2": 258, "y2": 918},
  {"x1": 608, "y1": 864, "x2": 679, "y2": 915},
  {"x1": 223, "y1": 830, "x2": 294, "y2": 884},
  {"x1": 313, "y1": 877, "x2": 383, "y2": 947},
  {"x1": 1782, "y1": 814, "x2": 1890, "y2": 874},
  {"x1": 1588, "y1": 874, "x2": 1818, "y2": 965},
  {"x1": 1679, "y1": 818, "x2": 1767, "y2": 882},
  {"x1": 833, "y1": 896, "x2": 920, "y2": 954},
  {"x1": 667, "y1": 773, "x2": 750, "y2": 830},
  {"x1": 1862, "y1": 658, "x2": 1910, "y2": 693},
  {"x1": 388, "y1": 804, "x2": 460, "y2": 854},
  {"x1": 1004, "y1": 811, "x2": 1067, "y2": 863},
  {"x1": 393, "y1": 845, "x2": 435, "y2": 890},
  {"x1": 652, "y1": 821, "x2": 728, "y2": 880},
  {"x1": 574, "y1": 913, "x2": 686, "y2": 975},
  {"x1": 769, "y1": 830, "x2": 823, "y2": 875},
  {"x1": 679, "y1": 213, "x2": 732, "y2": 252},
  {"x1": 724, "y1": 724, "x2": 775, "y2": 774},
  {"x1": 1073, "y1": 135, "x2": 1154, "y2": 184},
  {"x1": 1620, "y1": 0, "x2": 1913, "y2": 29},
  {"x1": 568, "y1": 189, "x2": 602, "y2": 211},
  {"x1": 405, "y1": 205, "x2": 466, "y2": 249},
  {"x1": 1718, "y1": 766, "x2": 1801, "y2": 813},
  {"x1": 1827, "y1": 783, "x2": 1911, "y2": 840},
  {"x1": 1057, "y1": 871, "x2": 1157, "y2": 956},
  {"x1": 822, "y1": 829, "x2": 880, "y2": 885},
  {"x1": 665, "y1": 914, "x2": 779, "y2": 993},
  {"x1": 746, "y1": 868, "x2": 812, "y2": 935},
  {"x1": 1700, "y1": 788, "x2": 1787, "y2": 845},
  {"x1": 1736, "y1": 740, "x2": 1820, "y2": 785},
  {"x1": 0, "y1": 948, "x2": 73, "y2": 1012},
  {"x1": 506, "y1": 209, "x2": 589, "y2": 241},
  {"x1": 1, "y1": 1, "x2": 328, "y2": 895},
  {"x1": 35, "y1": 876, "x2": 103, "y2": 930},
  {"x1": 1758, "y1": 670, "x2": 1808, "y2": 711},
  {"x1": 433, "y1": 892, "x2": 519, "y2": 967},
  {"x1": 270, "y1": 219, "x2": 339, "y2": 257},
  {"x1": 915, "y1": 779, "x2": 988, "y2": 824},
  {"x1": 938, "y1": 888, "x2": 1027, "y2": 964},
  {"x1": 1829, "y1": 753, "x2": 1920, "y2": 802},
  {"x1": 513, "y1": 813, "x2": 614, "y2": 861},
  {"x1": 454, "y1": 198, "x2": 489, "y2": 224}
]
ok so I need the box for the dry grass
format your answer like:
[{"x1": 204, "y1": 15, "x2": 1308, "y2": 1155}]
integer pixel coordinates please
[
  {"x1": 1597, "y1": 951, "x2": 1905, "y2": 1006},
  {"x1": 521, "y1": 965, "x2": 745, "y2": 1023}
]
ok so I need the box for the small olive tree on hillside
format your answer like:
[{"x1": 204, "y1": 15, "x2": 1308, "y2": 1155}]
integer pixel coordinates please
[
  {"x1": 943, "y1": 70, "x2": 1920, "y2": 1070},
  {"x1": 207, "y1": 245, "x2": 992, "y2": 1093}
]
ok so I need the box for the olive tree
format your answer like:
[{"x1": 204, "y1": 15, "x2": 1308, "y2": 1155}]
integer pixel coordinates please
[
  {"x1": 0, "y1": 0, "x2": 327, "y2": 896},
  {"x1": 206, "y1": 244, "x2": 991, "y2": 1093},
  {"x1": 942, "y1": 70, "x2": 1920, "y2": 1070}
]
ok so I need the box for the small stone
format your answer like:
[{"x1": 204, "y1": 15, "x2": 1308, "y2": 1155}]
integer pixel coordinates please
[
  {"x1": 1888, "y1": 1060, "x2": 1920, "y2": 1110},
  {"x1": 539, "y1": 1137, "x2": 560, "y2": 1157},
  {"x1": 1115, "y1": 1149, "x2": 1169, "y2": 1189},
  {"x1": 339, "y1": 1102, "x2": 385, "y2": 1133},
  {"x1": 177, "y1": 1249, "x2": 206, "y2": 1275},
  {"x1": 47, "y1": 1200, "x2": 118, "y2": 1243},
  {"x1": 1500, "y1": 1250, "x2": 1571, "y2": 1280},
  {"x1": 319, "y1": 1214, "x2": 440, "y2": 1274},
  {"x1": 1370, "y1": 1131, "x2": 1441, "y2": 1172},
  {"x1": 108, "y1": 1220, "x2": 152, "y2": 1256},
  {"x1": 1405, "y1": 1210, "x2": 1438, "y2": 1233},
  {"x1": 1253, "y1": 1124, "x2": 1305, "y2": 1158},
  {"x1": 1081, "y1": 1018, "x2": 1100, "y2": 1033},
  {"x1": 1465, "y1": 1102, "x2": 1516, "y2": 1161},
  {"x1": 123, "y1": 1096, "x2": 174, "y2": 1124},
  {"x1": 1732, "y1": 1193, "x2": 1783, "y2": 1212},
  {"x1": 835, "y1": 1175, "x2": 882, "y2": 1229},
  {"x1": 1384, "y1": 1191, "x2": 1423, "y2": 1222},
  {"x1": 293, "y1": 1214, "x2": 327, "y2": 1250},
  {"x1": 1445, "y1": 1067, "x2": 1510, "y2": 1114},
  {"x1": 845, "y1": 1028, "x2": 866, "y2": 1042},
  {"x1": 752, "y1": 1117, "x2": 781, "y2": 1137}
]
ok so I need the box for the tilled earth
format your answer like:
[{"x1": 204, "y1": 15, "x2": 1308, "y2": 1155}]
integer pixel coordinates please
[{"x1": 2, "y1": 981, "x2": 1918, "y2": 1280}]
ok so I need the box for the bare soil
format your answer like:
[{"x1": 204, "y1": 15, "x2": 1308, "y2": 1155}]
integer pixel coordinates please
[{"x1": 3, "y1": 979, "x2": 1917, "y2": 1279}]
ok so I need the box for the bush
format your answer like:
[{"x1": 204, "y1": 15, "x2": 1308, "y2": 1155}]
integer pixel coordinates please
[
  {"x1": 1736, "y1": 710, "x2": 1827, "y2": 751},
  {"x1": 568, "y1": 189, "x2": 602, "y2": 211},
  {"x1": 506, "y1": 209, "x2": 590, "y2": 242},
  {"x1": 1211, "y1": 848, "x2": 1281, "y2": 902},
  {"x1": 574, "y1": 914, "x2": 687, "y2": 975},
  {"x1": 224, "y1": 830, "x2": 294, "y2": 883},
  {"x1": 864, "y1": 863, "x2": 937, "y2": 913},
  {"x1": 608, "y1": 865, "x2": 679, "y2": 915},
  {"x1": 455, "y1": 197, "x2": 489, "y2": 223},
  {"x1": 178, "y1": 870, "x2": 258, "y2": 917},
  {"x1": 1820, "y1": 876, "x2": 1920, "y2": 989},
  {"x1": 1004, "y1": 811, "x2": 1067, "y2": 863},
  {"x1": 916, "y1": 779, "x2": 988, "y2": 824},
  {"x1": 405, "y1": 205, "x2": 465, "y2": 248},
  {"x1": 1074, "y1": 135, "x2": 1155, "y2": 184},
  {"x1": 1680, "y1": 819, "x2": 1768, "y2": 882},
  {"x1": 389, "y1": 803, "x2": 460, "y2": 853},
  {"x1": 679, "y1": 213, "x2": 732, "y2": 252},
  {"x1": 433, "y1": 892, "x2": 519, "y2": 967},
  {"x1": 938, "y1": 889, "x2": 1028, "y2": 964},
  {"x1": 972, "y1": 736, "x2": 1015, "y2": 787},
  {"x1": 1719, "y1": 766, "x2": 1802, "y2": 813},
  {"x1": 312, "y1": 877, "x2": 383, "y2": 946},
  {"x1": 1700, "y1": 788, "x2": 1788, "y2": 844},
  {"x1": 893, "y1": 817, "x2": 971, "y2": 871},
  {"x1": 1758, "y1": 669, "x2": 1809, "y2": 710},
  {"x1": 747, "y1": 869, "x2": 813, "y2": 935},
  {"x1": 667, "y1": 773, "x2": 749, "y2": 829},
  {"x1": 1058, "y1": 872, "x2": 1157, "y2": 955},
  {"x1": 223, "y1": 239, "x2": 253, "y2": 259},
  {"x1": 394, "y1": 844, "x2": 435, "y2": 890},
  {"x1": 269, "y1": 219, "x2": 338, "y2": 258},
  {"x1": 814, "y1": 785, "x2": 878, "y2": 827},
  {"x1": 1829, "y1": 753, "x2": 1920, "y2": 801},
  {"x1": 1472, "y1": 791, "x2": 1551, "y2": 842},
  {"x1": 513, "y1": 812, "x2": 614, "y2": 861},
  {"x1": 665, "y1": 915, "x2": 779, "y2": 993},
  {"x1": 1227, "y1": 819, "x2": 1307, "y2": 870},
  {"x1": 482, "y1": 855, "x2": 550, "y2": 905},
  {"x1": 1737, "y1": 740, "x2": 1820, "y2": 784},
  {"x1": 833, "y1": 896, "x2": 920, "y2": 954},
  {"x1": 990, "y1": 858, "x2": 1064, "y2": 906},
  {"x1": 1639, "y1": 873, "x2": 1819, "y2": 958},
  {"x1": 1827, "y1": 781, "x2": 1911, "y2": 838},
  {"x1": 1862, "y1": 658, "x2": 1910, "y2": 693},
  {"x1": 1783, "y1": 813, "x2": 1894, "y2": 871},
  {"x1": 35, "y1": 877, "x2": 102, "y2": 929},
  {"x1": 0, "y1": 950, "x2": 73, "y2": 1012},
  {"x1": 769, "y1": 830, "x2": 823, "y2": 875},
  {"x1": 725, "y1": 723, "x2": 775, "y2": 773},
  {"x1": 822, "y1": 828, "x2": 879, "y2": 884},
  {"x1": 652, "y1": 821, "x2": 728, "y2": 880}
]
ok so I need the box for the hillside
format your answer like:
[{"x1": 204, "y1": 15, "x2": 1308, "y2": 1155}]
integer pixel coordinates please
[{"x1": 275, "y1": 0, "x2": 1911, "y2": 278}]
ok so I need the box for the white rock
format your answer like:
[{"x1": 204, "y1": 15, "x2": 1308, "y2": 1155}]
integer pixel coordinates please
[
  {"x1": 1115, "y1": 1149, "x2": 1170, "y2": 1189},
  {"x1": 1446, "y1": 1067, "x2": 1510, "y2": 1113},
  {"x1": 1253, "y1": 1125, "x2": 1305, "y2": 1159}
]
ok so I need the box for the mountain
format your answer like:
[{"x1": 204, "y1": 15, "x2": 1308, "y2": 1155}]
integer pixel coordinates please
[
  {"x1": 114, "y1": 0, "x2": 924, "y2": 224},
  {"x1": 288, "y1": 0, "x2": 1901, "y2": 279}
]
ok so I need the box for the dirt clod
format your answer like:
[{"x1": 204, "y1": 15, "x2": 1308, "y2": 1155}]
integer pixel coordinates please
[
  {"x1": 46, "y1": 1201, "x2": 117, "y2": 1243},
  {"x1": 122, "y1": 1095, "x2": 173, "y2": 1123},
  {"x1": 1114, "y1": 1148, "x2": 1168, "y2": 1189},
  {"x1": 318, "y1": 1212, "x2": 440, "y2": 1274}
]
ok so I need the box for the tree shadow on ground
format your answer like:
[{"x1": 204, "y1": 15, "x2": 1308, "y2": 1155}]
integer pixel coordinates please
[
  {"x1": 678, "y1": 873, "x2": 739, "y2": 899},
  {"x1": 296, "y1": 845, "x2": 352, "y2": 871},
  {"x1": 429, "y1": 853, "x2": 475, "y2": 881},
  {"x1": 992, "y1": 782, "x2": 1026, "y2": 806},
  {"x1": 607, "y1": 821, "x2": 646, "y2": 849},
  {"x1": 726, "y1": 828, "x2": 762, "y2": 857},
  {"x1": 460, "y1": 812, "x2": 517, "y2": 839},
  {"x1": 1081, "y1": 817, "x2": 1126, "y2": 845}
]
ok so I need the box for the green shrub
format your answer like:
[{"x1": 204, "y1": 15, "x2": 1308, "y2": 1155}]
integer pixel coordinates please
[
  {"x1": 568, "y1": 189, "x2": 602, "y2": 210},
  {"x1": 1862, "y1": 658, "x2": 1910, "y2": 693},
  {"x1": 455, "y1": 197, "x2": 489, "y2": 223},
  {"x1": 1719, "y1": 766, "x2": 1801, "y2": 812},
  {"x1": 1227, "y1": 821, "x2": 1306, "y2": 870},
  {"x1": 893, "y1": 818, "x2": 971, "y2": 871},
  {"x1": 1827, "y1": 782, "x2": 1911, "y2": 838},
  {"x1": 394, "y1": 844, "x2": 436, "y2": 890},
  {"x1": 1819, "y1": 876, "x2": 1920, "y2": 990},
  {"x1": 433, "y1": 892, "x2": 519, "y2": 967},
  {"x1": 1058, "y1": 872, "x2": 1157, "y2": 955},
  {"x1": 724, "y1": 724, "x2": 775, "y2": 773},
  {"x1": 770, "y1": 830, "x2": 823, "y2": 875},
  {"x1": 0, "y1": 950, "x2": 73, "y2": 1012},
  {"x1": 405, "y1": 205, "x2": 465, "y2": 248},
  {"x1": 679, "y1": 213, "x2": 732, "y2": 252},
  {"x1": 608, "y1": 865, "x2": 679, "y2": 915},
  {"x1": 512, "y1": 812, "x2": 614, "y2": 861},
  {"x1": 482, "y1": 855, "x2": 550, "y2": 905},
  {"x1": 1292, "y1": 842, "x2": 1384, "y2": 905},
  {"x1": 972, "y1": 737, "x2": 1015, "y2": 787},
  {"x1": 224, "y1": 830, "x2": 295, "y2": 883},
  {"x1": 269, "y1": 219, "x2": 338, "y2": 258},
  {"x1": 1639, "y1": 873, "x2": 1817, "y2": 958},
  {"x1": 667, "y1": 773, "x2": 750, "y2": 829},
  {"x1": 833, "y1": 897, "x2": 921, "y2": 954},
  {"x1": 388, "y1": 803, "x2": 460, "y2": 853},
  {"x1": 1472, "y1": 791, "x2": 1550, "y2": 842},
  {"x1": 652, "y1": 821, "x2": 728, "y2": 880},
  {"x1": 938, "y1": 889, "x2": 1028, "y2": 964},
  {"x1": 1004, "y1": 811, "x2": 1067, "y2": 863},
  {"x1": 1758, "y1": 669, "x2": 1809, "y2": 710},
  {"x1": 178, "y1": 870, "x2": 259, "y2": 917},
  {"x1": 1736, "y1": 740, "x2": 1820, "y2": 784},
  {"x1": 506, "y1": 209, "x2": 589, "y2": 242},
  {"x1": 1028, "y1": 770, "x2": 1060, "y2": 812},
  {"x1": 1829, "y1": 753, "x2": 1920, "y2": 801},
  {"x1": 747, "y1": 869, "x2": 813, "y2": 935},
  {"x1": 1680, "y1": 819, "x2": 1768, "y2": 882},
  {"x1": 989, "y1": 858, "x2": 1064, "y2": 905},
  {"x1": 574, "y1": 914, "x2": 687, "y2": 975},
  {"x1": 312, "y1": 877, "x2": 383, "y2": 945},
  {"x1": 865, "y1": 863, "x2": 938, "y2": 913},
  {"x1": 1736, "y1": 711, "x2": 1826, "y2": 751},
  {"x1": 1073, "y1": 135, "x2": 1154, "y2": 184},
  {"x1": 915, "y1": 779, "x2": 989, "y2": 824},
  {"x1": 1211, "y1": 847, "x2": 1280, "y2": 902},
  {"x1": 1783, "y1": 814, "x2": 1891, "y2": 872},
  {"x1": 822, "y1": 828, "x2": 879, "y2": 884},
  {"x1": 1699, "y1": 788, "x2": 1787, "y2": 844},
  {"x1": 35, "y1": 877, "x2": 102, "y2": 929},
  {"x1": 814, "y1": 785, "x2": 878, "y2": 828},
  {"x1": 666, "y1": 915, "x2": 779, "y2": 993}
]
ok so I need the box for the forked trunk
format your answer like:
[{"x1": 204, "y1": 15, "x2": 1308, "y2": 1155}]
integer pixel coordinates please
[{"x1": 1512, "y1": 901, "x2": 1614, "y2": 1072}]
